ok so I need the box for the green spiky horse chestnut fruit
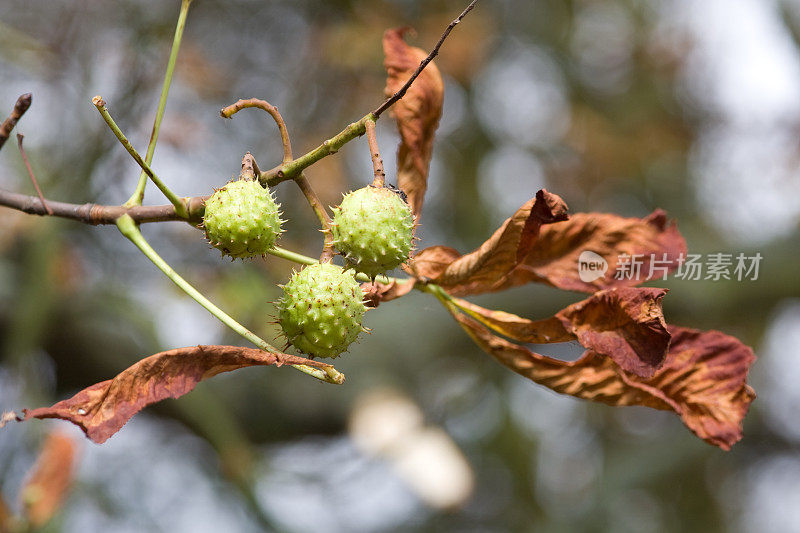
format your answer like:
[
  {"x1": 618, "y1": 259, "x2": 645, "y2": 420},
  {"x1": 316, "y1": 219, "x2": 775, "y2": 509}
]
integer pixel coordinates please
[
  {"x1": 203, "y1": 179, "x2": 283, "y2": 259},
  {"x1": 331, "y1": 185, "x2": 414, "y2": 278},
  {"x1": 277, "y1": 262, "x2": 367, "y2": 358}
]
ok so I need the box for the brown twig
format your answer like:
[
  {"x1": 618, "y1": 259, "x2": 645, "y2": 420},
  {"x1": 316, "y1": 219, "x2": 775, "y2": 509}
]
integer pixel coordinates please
[
  {"x1": 364, "y1": 118, "x2": 386, "y2": 187},
  {"x1": 0, "y1": 187, "x2": 205, "y2": 225},
  {"x1": 0, "y1": 93, "x2": 32, "y2": 151},
  {"x1": 372, "y1": 0, "x2": 479, "y2": 118},
  {"x1": 16, "y1": 134, "x2": 52, "y2": 215},
  {"x1": 221, "y1": 98, "x2": 293, "y2": 163},
  {"x1": 294, "y1": 172, "x2": 336, "y2": 261},
  {"x1": 294, "y1": 174, "x2": 331, "y2": 227}
]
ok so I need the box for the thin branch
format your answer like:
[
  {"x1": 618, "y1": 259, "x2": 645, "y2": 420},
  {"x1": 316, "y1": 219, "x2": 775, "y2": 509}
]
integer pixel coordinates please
[
  {"x1": 92, "y1": 96, "x2": 189, "y2": 218},
  {"x1": 0, "y1": 93, "x2": 32, "y2": 151},
  {"x1": 221, "y1": 98, "x2": 293, "y2": 163},
  {"x1": 293, "y1": 172, "x2": 331, "y2": 228},
  {"x1": 364, "y1": 118, "x2": 385, "y2": 187},
  {"x1": 0, "y1": 187, "x2": 205, "y2": 225},
  {"x1": 372, "y1": 0, "x2": 479, "y2": 118},
  {"x1": 292, "y1": 172, "x2": 336, "y2": 261},
  {"x1": 128, "y1": 0, "x2": 193, "y2": 206},
  {"x1": 260, "y1": 115, "x2": 372, "y2": 186},
  {"x1": 16, "y1": 134, "x2": 52, "y2": 215}
]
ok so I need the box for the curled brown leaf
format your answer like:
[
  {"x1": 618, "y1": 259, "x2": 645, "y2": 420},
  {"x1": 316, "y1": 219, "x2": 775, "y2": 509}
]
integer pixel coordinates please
[
  {"x1": 13, "y1": 346, "x2": 332, "y2": 444},
  {"x1": 409, "y1": 190, "x2": 569, "y2": 293},
  {"x1": 503, "y1": 209, "x2": 687, "y2": 293},
  {"x1": 383, "y1": 27, "x2": 444, "y2": 216},
  {"x1": 412, "y1": 202, "x2": 685, "y2": 296},
  {"x1": 20, "y1": 431, "x2": 78, "y2": 528},
  {"x1": 455, "y1": 312, "x2": 755, "y2": 450},
  {"x1": 454, "y1": 287, "x2": 670, "y2": 377}
]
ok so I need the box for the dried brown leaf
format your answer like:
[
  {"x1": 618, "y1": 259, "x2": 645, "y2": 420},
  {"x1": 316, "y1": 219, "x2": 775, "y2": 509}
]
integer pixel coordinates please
[
  {"x1": 456, "y1": 313, "x2": 755, "y2": 450},
  {"x1": 409, "y1": 190, "x2": 569, "y2": 293},
  {"x1": 383, "y1": 27, "x2": 444, "y2": 216},
  {"x1": 14, "y1": 346, "x2": 332, "y2": 444},
  {"x1": 503, "y1": 210, "x2": 687, "y2": 293},
  {"x1": 413, "y1": 204, "x2": 686, "y2": 296},
  {"x1": 20, "y1": 431, "x2": 78, "y2": 528},
  {"x1": 454, "y1": 287, "x2": 670, "y2": 377}
]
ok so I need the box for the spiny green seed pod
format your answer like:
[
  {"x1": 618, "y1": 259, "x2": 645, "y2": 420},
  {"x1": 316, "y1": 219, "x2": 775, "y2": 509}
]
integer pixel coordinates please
[
  {"x1": 203, "y1": 179, "x2": 283, "y2": 259},
  {"x1": 277, "y1": 262, "x2": 367, "y2": 358},
  {"x1": 330, "y1": 186, "x2": 414, "y2": 278}
]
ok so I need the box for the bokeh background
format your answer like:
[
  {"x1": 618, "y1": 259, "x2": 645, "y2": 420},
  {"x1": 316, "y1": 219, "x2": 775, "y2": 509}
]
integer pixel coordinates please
[{"x1": 1, "y1": 0, "x2": 800, "y2": 531}]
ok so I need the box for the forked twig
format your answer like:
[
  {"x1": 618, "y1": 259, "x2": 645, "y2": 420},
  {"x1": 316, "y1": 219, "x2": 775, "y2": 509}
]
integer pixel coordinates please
[
  {"x1": 92, "y1": 96, "x2": 189, "y2": 218},
  {"x1": 16, "y1": 134, "x2": 52, "y2": 215}
]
